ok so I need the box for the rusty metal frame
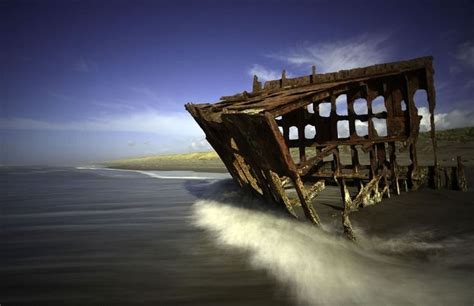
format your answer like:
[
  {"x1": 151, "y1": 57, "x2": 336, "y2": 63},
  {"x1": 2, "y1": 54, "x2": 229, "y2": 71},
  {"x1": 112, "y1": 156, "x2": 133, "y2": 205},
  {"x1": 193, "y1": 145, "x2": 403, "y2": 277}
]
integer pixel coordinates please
[{"x1": 185, "y1": 56, "x2": 467, "y2": 240}]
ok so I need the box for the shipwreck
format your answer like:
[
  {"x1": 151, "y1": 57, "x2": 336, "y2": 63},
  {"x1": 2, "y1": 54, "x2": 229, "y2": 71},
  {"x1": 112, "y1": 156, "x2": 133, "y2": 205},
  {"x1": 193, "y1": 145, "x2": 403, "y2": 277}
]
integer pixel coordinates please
[{"x1": 185, "y1": 56, "x2": 467, "y2": 240}]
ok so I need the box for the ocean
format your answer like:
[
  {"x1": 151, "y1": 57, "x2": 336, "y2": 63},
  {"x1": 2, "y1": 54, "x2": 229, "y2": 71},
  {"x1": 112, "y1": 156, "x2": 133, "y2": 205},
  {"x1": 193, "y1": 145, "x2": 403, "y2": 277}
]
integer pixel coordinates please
[{"x1": 1, "y1": 166, "x2": 473, "y2": 305}]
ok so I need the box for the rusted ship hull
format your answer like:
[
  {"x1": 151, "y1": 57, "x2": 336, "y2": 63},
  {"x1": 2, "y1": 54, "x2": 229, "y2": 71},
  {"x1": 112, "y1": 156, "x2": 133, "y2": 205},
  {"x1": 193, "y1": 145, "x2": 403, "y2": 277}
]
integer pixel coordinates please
[{"x1": 185, "y1": 56, "x2": 467, "y2": 240}]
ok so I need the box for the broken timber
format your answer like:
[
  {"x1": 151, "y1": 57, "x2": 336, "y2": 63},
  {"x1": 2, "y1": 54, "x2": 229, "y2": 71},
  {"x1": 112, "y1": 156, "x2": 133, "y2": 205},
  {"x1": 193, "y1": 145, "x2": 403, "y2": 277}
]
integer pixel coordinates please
[{"x1": 185, "y1": 56, "x2": 468, "y2": 240}]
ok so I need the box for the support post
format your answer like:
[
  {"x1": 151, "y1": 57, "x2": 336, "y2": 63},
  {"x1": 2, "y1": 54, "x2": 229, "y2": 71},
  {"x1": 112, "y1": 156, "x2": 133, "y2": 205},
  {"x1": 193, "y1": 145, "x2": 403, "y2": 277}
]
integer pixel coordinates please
[
  {"x1": 292, "y1": 174, "x2": 321, "y2": 226},
  {"x1": 337, "y1": 177, "x2": 357, "y2": 241}
]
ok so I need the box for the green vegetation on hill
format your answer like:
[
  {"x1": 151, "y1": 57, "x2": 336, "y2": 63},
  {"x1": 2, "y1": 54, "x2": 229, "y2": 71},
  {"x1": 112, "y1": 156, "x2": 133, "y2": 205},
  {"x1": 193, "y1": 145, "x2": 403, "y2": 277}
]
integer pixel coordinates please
[
  {"x1": 109, "y1": 151, "x2": 219, "y2": 163},
  {"x1": 104, "y1": 151, "x2": 224, "y2": 172},
  {"x1": 419, "y1": 127, "x2": 474, "y2": 142},
  {"x1": 104, "y1": 126, "x2": 474, "y2": 171}
]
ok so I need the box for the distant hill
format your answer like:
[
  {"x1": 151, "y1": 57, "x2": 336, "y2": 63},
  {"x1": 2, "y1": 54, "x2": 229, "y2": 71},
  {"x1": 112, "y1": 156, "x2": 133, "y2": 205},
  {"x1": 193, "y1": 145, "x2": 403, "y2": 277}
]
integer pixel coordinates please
[
  {"x1": 419, "y1": 126, "x2": 474, "y2": 142},
  {"x1": 105, "y1": 126, "x2": 474, "y2": 171},
  {"x1": 104, "y1": 151, "x2": 225, "y2": 172}
]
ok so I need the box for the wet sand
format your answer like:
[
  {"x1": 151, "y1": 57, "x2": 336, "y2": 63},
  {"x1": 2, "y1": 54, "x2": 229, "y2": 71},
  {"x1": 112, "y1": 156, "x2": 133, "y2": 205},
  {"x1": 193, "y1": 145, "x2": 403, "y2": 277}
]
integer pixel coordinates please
[{"x1": 311, "y1": 168, "x2": 474, "y2": 237}]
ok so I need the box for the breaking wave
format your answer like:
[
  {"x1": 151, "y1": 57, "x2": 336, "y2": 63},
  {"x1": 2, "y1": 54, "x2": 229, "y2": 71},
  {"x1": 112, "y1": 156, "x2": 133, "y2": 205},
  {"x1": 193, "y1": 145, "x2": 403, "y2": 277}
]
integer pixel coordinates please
[{"x1": 192, "y1": 199, "x2": 473, "y2": 305}]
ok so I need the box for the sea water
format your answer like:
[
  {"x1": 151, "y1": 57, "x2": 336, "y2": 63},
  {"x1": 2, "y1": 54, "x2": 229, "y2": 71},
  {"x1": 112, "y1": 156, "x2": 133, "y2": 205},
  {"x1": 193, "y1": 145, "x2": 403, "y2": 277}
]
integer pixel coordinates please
[{"x1": 1, "y1": 166, "x2": 473, "y2": 305}]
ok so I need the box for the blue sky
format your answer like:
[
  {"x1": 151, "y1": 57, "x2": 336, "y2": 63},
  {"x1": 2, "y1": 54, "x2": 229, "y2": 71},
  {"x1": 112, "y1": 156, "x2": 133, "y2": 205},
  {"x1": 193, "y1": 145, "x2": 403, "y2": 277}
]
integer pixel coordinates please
[{"x1": 1, "y1": 0, "x2": 473, "y2": 165}]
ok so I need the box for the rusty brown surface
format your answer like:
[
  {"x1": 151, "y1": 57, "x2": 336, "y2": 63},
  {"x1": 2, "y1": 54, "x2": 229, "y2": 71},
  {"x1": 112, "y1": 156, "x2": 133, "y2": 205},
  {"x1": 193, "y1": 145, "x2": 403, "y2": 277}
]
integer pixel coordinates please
[{"x1": 185, "y1": 56, "x2": 467, "y2": 240}]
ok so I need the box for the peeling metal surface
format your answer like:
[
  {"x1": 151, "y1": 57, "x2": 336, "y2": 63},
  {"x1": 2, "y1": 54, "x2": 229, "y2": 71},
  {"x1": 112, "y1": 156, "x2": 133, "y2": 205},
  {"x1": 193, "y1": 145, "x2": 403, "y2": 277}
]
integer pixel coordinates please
[{"x1": 185, "y1": 56, "x2": 467, "y2": 240}]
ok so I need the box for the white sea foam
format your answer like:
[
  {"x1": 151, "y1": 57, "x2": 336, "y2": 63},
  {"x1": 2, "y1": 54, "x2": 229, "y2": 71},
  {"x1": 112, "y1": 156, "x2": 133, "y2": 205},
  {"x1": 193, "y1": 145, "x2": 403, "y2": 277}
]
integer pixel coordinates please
[
  {"x1": 192, "y1": 200, "x2": 473, "y2": 306},
  {"x1": 75, "y1": 166, "x2": 115, "y2": 171},
  {"x1": 75, "y1": 166, "x2": 229, "y2": 180},
  {"x1": 134, "y1": 170, "x2": 228, "y2": 180}
]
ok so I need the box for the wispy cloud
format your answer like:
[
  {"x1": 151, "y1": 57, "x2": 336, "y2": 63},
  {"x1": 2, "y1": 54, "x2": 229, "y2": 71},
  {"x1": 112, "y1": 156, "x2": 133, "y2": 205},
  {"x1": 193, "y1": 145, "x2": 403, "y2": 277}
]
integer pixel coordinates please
[
  {"x1": 449, "y1": 65, "x2": 462, "y2": 75},
  {"x1": 130, "y1": 86, "x2": 160, "y2": 102},
  {"x1": 248, "y1": 64, "x2": 286, "y2": 82},
  {"x1": 74, "y1": 56, "x2": 97, "y2": 73},
  {"x1": 452, "y1": 40, "x2": 474, "y2": 90},
  {"x1": 465, "y1": 79, "x2": 474, "y2": 89},
  {"x1": 49, "y1": 91, "x2": 79, "y2": 103},
  {"x1": 248, "y1": 33, "x2": 392, "y2": 85},
  {"x1": 91, "y1": 100, "x2": 138, "y2": 111},
  {"x1": 0, "y1": 109, "x2": 204, "y2": 137},
  {"x1": 454, "y1": 40, "x2": 474, "y2": 69},
  {"x1": 269, "y1": 33, "x2": 392, "y2": 73},
  {"x1": 50, "y1": 89, "x2": 162, "y2": 113}
]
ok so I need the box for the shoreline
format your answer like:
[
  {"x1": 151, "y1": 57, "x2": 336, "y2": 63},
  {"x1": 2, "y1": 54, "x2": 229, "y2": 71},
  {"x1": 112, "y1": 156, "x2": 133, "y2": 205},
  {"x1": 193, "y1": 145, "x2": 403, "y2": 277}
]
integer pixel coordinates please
[{"x1": 104, "y1": 164, "x2": 229, "y2": 173}]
